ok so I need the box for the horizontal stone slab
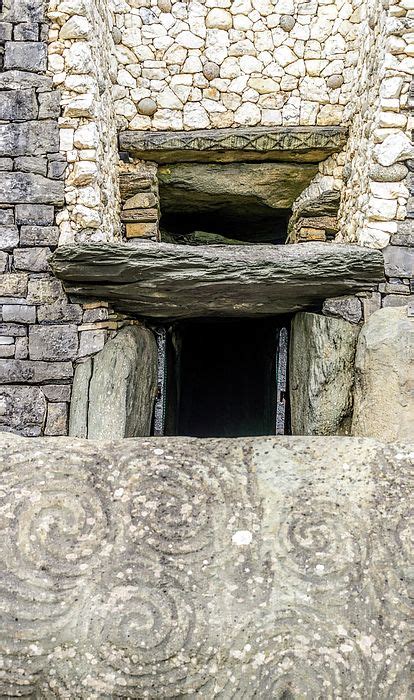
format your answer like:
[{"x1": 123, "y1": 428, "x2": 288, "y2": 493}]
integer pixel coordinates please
[
  {"x1": 52, "y1": 242, "x2": 384, "y2": 320},
  {"x1": 119, "y1": 126, "x2": 348, "y2": 164},
  {"x1": 0, "y1": 433, "x2": 410, "y2": 696}
]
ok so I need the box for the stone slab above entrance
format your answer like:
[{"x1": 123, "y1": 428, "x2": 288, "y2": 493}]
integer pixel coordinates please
[
  {"x1": 119, "y1": 126, "x2": 348, "y2": 164},
  {"x1": 52, "y1": 242, "x2": 384, "y2": 321}
]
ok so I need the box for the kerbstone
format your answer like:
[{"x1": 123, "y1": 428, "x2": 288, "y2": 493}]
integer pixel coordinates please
[
  {"x1": 0, "y1": 433, "x2": 411, "y2": 697},
  {"x1": 290, "y1": 312, "x2": 360, "y2": 435},
  {"x1": 352, "y1": 307, "x2": 414, "y2": 441}
]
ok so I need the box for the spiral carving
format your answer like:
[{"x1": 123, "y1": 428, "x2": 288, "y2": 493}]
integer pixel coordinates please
[
  {"x1": 271, "y1": 499, "x2": 368, "y2": 604},
  {"x1": 0, "y1": 435, "x2": 411, "y2": 698}
]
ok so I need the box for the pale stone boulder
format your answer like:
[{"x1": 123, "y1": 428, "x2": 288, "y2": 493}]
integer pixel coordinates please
[
  {"x1": 352, "y1": 307, "x2": 414, "y2": 441},
  {"x1": 290, "y1": 312, "x2": 360, "y2": 435},
  {"x1": 69, "y1": 326, "x2": 157, "y2": 439},
  {"x1": 0, "y1": 433, "x2": 411, "y2": 697}
]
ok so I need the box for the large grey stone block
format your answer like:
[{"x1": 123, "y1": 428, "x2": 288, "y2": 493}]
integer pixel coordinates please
[
  {"x1": 0, "y1": 89, "x2": 38, "y2": 121},
  {"x1": 290, "y1": 312, "x2": 360, "y2": 435},
  {"x1": 0, "y1": 433, "x2": 411, "y2": 697},
  {"x1": 0, "y1": 359, "x2": 73, "y2": 383},
  {"x1": 0, "y1": 386, "x2": 46, "y2": 435},
  {"x1": 1, "y1": 0, "x2": 44, "y2": 22},
  {"x1": 29, "y1": 324, "x2": 79, "y2": 361},
  {"x1": 352, "y1": 307, "x2": 414, "y2": 441},
  {"x1": 0, "y1": 173, "x2": 64, "y2": 205},
  {"x1": 0, "y1": 70, "x2": 52, "y2": 91},
  {"x1": 69, "y1": 326, "x2": 158, "y2": 439},
  {"x1": 15, "y1": 156, "x2": 48, "y2": 176},
  {"x1": 0, "y1": 208, "x2": 14, "y2": 225},
  {"x1": 4, "y1": 41, "x2": 47, "y2": 73},
  {"x1": 20, "y1": 225, "x2": 59, "y2": 247},
  {"x1": 0, "y1": 273, "x2": 28, "y2": 297},
  {"x1": 0, "y1": 225, "x2": 19, "y2": 251},
  {"x1": 383, "y1": 245, "x2": 414, "y2": 278},
  {"x1": 15, "y1": 204, "x2": 54, "y2": 226},
  {"x1": 51, "y1": 242, "x2": 384, "y2": 320},
  {"x1": 0, "y1": 120, "x2": 59, "y2": 157},
  {"x1": 2, "y1": 304, "x2": 36, "y2": 324},
  {"x1": 13, "y1": 247, "x2": 51, "y2": 272}
]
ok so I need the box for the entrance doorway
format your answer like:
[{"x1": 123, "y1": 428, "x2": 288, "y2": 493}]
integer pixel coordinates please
[{"x1": 154, "y1": 318, "x2": 289, "y2": 438}]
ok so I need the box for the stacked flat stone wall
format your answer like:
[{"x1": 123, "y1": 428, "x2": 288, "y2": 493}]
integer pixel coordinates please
[{"x1": 0, "y1": 0, "x2": 131, "y2": 437}]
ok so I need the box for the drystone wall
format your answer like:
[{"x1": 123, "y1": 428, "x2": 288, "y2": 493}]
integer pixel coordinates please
[
  {"x1": 0, "y1": 0, "x2": 140, "y2": 437},
  {"x1": 0, "y1": 433, "x2": 412, "y2": 697},
  {"x1": 111, "y1": 0, "x2": 360, "y2": 132}
]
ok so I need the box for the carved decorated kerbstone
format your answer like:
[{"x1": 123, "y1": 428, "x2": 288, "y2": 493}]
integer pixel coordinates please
[
  {"x1": 51, "y1": 241, "x2": 384, "y2": 320},
  {"x1": 119, "y1": 126, "x2": 348, "y2": 163},
  {"x1": 0, "y1": 433, "x2": 411, "y2": 697}
]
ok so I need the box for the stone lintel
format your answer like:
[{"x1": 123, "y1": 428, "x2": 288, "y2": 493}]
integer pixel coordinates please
[
  {"x1": 119, "y1": 126, "x2": 348, "y2": 164},
  {"x1": 51, "y1": 241, "x2": 384, "y2": 321}
]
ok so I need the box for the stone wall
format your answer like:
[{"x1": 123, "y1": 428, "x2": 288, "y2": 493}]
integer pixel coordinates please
[
  {"x1": 47, "y1": 0, "x2": 120, "y2": 244},
  {"x1": 110, "y1": 0, "x2": 361, "y2": 131},
  {"x1": 0, "y1": 0, "x2": 134, "y2": 436}
]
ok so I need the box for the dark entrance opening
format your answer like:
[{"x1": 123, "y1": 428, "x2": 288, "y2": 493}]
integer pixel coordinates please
[{"x1": 155, "y1": 318, "x2": 289, "y2": 438}]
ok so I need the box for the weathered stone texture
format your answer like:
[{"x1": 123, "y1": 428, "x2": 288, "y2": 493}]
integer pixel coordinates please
[
  {"x1": 0, "y1": 120, "x2": 59, "y2": 157},
  {"x1": 0, "y1": 433, "x2": 411, "y2": 697},
  {"x1": 0, "y1": 172, "x2": 64, "y2": 205},
  {"x1": 28, "y1": 324, "x2": 79, "y2": 361},
  {"x1": 52, "y1": 242, "x2": 384, "y2": 319},
  {"x1": 69, "y1": 326, "x2": 157, "y2": 439},
  {"x1": 4, "y1": 41, "x2": 47, "y2": 73},
  {"x1": 352, "y1": 307, "x2": 414, "y2": 441},
  {"x1": 290, "y1": 312, "x2": 360, "y2": 435},
  {"x1": 0, "y1": 386, "x2": 46, "y2": 435}
]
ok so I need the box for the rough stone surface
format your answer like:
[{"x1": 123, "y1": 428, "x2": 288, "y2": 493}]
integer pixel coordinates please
[
  {"x1": 322, "y1": 295, "x2": 362, "y2": 323},
  {"x1": 0, "y1": 433, "x2": 411, "y2": 697},
  {"x1": 28, "y1": 324, "x2": 79, "y2": 361},
  {"x1": 69, "y1": 326, "x2": 157, "y2": 439},
  {"x1": 352, "y1": 307, "x2": 414, "y2": 441},
  {"x1": 119, "y1": 127, "x2": 348, "y2": 164},
  {"x1": 0, "y1": 172, "x2": 64, "y2": 205},
  {"x1": 290, "y1": 312, "x2": 360, "y2": 436},
  {"x1": 0, "y1": 386, "x2": 46, "y2": 436},
  {"x1": 158, "y1": 161, "x2": 319, "y2": 213},
  {"x1": 52, "y1": 242, "x2": 384, "y2": 319}
]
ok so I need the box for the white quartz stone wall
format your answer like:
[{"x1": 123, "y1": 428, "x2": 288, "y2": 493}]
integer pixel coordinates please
[
  {"x1": 337, "y1": 0, "x2": 413, "y2": 249},
  {"x1": 111, "y1": 0, "x2": 362, "y2": 131},
  {"x1": 46, "y1": 0, "x2": 413, "y2": 250},
  {"x1": 47, "y1": 0, "x2": 121, "y2": 244},
  {"x1": 291, "y1": 0, "x2": 413, "y2": 250}
]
